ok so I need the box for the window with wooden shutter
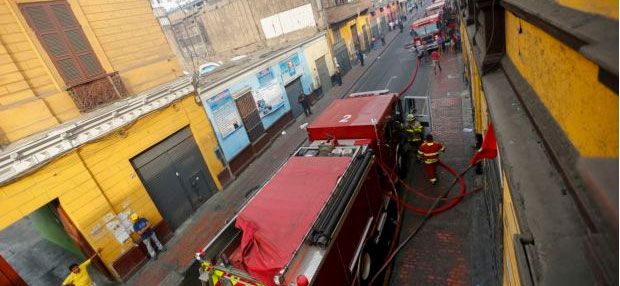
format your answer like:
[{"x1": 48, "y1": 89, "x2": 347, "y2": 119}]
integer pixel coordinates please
[{"x1": 20, "y1": 1, "x2": 104, "y2": 87}]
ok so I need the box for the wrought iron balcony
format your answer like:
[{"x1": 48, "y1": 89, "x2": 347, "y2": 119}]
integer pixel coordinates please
[{"x1": 67, "y1": 71, "x2": 128, "y2": 112}]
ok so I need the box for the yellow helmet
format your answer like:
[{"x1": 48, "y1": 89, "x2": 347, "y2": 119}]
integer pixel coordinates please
[
  {"x1": 406, "y1": 114, "x2": 415, "y2": 121},
  {"x1": 130, "y1": 213, "x2": 139, "y2": 222}
]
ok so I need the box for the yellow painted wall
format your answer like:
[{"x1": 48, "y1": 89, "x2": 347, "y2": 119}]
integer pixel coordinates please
[
  {"x1": 74, "y1": 0, "x2": 182, "y2": 94},
  {"x1": 302, "y1": 35, "x2": 335, "y2": 89},
  {"x1": 0, "y1": 93, "x2": 223, "y2": 279},
  {"x1": 555, "y1": 0, "x2": 618, "y2": 20},
  {"x1": 0, "y1": 0, "x2": 68, "y2": 143},
  {"x1": 0, "y1": 151, "x2": 126, "y2": 277},
  {"x1": 0, "y1": 0, "x2": 183, "y2": 143},
  {"x1": 505, "y1": 11, "x2": 619, "y2": 157},
  {"x1": 460, "y1": 22, "x2": 487, "y2": 133},
  {"x1": 501, "y1": 173, "x2": 522, "y2": 286},
  {"x1": 328, "y1": 13, "x2": 373, "y2": 57}
]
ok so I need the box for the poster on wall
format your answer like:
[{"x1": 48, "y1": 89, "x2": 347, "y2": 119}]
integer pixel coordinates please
[
  {"x1": 257, "y1": 67, "x2": 276, "y2": 87},
  {"x1": 279, "y1": 53, "x2": 301, "y2": 83},
  {"x1": 207, "y1": 90, "x2": 243, "y2": 138},
  {"x1": 253, "y1": 83, "x2": 285, "y2": 118}
]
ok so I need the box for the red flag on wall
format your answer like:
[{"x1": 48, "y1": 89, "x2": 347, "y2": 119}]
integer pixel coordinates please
[{"x1": 470, "y1": 123, "x2": 498, "y2": 166}]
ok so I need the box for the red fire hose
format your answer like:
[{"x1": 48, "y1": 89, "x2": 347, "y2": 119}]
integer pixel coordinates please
[
  {"x1": 368, "y1": 54, "x2": 482, "y2": 285},
  {"x1": 380, "y1": 160, "x2": 467, "y2": 215},
  {"x1": 397, "y1": 53, "x2": 420, "y2": 98}
]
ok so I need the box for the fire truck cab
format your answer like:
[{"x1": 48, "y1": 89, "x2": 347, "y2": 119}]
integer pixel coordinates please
[
  {"x1": 425, "y1": 1, "x2": 445, "y2": 15},
  {"x1": 196, "y1": 91, "x2": 403, "y2": 286},
  {"x1": 410, "y1": 13, "x2": 441, "y2": 52}
]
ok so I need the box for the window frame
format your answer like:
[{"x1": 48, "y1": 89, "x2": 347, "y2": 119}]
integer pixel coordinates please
[{"x1": 19, "y1": 0, "x2": 106, "y2": 88}]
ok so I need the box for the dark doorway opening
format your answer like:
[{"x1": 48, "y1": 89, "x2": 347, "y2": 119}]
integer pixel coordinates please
[
  {"x1": 351, "y1": 23, "x2": 360, "y2": 52},
  {"x1": 315, "y1": 56, "x2": 332, "y2": 97},
  {"x1": 0, "y1": 202, "x2": 116, "y2": 286},
  {"x1": 284, "y1": 77, "x2": 305, "y2": 118}
]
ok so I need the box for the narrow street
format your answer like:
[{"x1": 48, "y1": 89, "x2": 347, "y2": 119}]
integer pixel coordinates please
[
  {"x1": 0, "y1": 0, "x2": 615, "y2": 285},
  {"x1": 176, "y1": 5, "x2": 498, "y2": 285},
  {"x1": 348, "y1": 7, "x2": 497, "y2": 285}
]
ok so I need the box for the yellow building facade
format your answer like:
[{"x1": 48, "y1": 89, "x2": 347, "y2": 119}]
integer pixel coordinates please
[
  {"x1": 0, "y1": 0, "x2": 225, "y2": 281},
  {"x1": 327, "y1": 13, "x2": 373, "y2": 58},
  {"x1": 302, "y1": 34, "x2": 336, "y2": 89},
  {"x1": 460, "y1": 0, "x2": 617, "y2": 285}
]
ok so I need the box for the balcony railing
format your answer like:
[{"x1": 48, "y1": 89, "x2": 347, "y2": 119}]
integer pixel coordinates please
[{"x1": 67, "y1": 72, "x2": 128, "y2": 112}]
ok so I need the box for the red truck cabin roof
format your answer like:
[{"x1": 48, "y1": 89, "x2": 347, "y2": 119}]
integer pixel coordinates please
[
  {"x1": 426, "y1": 1, "x2": 445, "y2": 12},
  {"x1": 411, "y1": 13, "x2": 440, "y2": 29},
  {"x1": 306, "y1": 93, "x2": 399, "y2": 142}
]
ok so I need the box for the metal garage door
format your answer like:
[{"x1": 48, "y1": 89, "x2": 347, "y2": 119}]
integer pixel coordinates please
[
  {"x1": 132, "y1": 128, "x2": 217, "y2": 231},
  {"x1": 371, "y1": 23, "x2": 380, "y2": 40},
  {"x1": 362, "y1": 24, "x2": 370, "y2": 52},
  {"x1": 285, "y1": 78, "x2": 304, "y2": 118},
  {"x1": 333, "y1": 42, "x2": 351, "y2": 76},
  {"x1": 315, "y1": 56, "x2": 332, "y2": 95}
]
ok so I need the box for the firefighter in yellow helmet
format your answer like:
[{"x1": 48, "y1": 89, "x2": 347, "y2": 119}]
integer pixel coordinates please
[{"x1": 403, "y1": 113, "x2": 424, "y2": 152}]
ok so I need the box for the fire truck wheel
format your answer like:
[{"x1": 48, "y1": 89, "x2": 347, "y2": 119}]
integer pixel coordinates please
[{"x1": 360, "y1": 252, "x2": 372, "y2": 280}]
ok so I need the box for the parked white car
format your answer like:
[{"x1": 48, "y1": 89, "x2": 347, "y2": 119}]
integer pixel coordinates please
[{"x1": 198, "y1": 62, "x2": 220, "y2": 75}]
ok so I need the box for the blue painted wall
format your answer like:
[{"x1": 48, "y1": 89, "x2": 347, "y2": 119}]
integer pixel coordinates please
[
  {"x1": 201, "y1": 48, "x2": 315, "y2": 162},
  {"x1": 201, "y1": 94, "x2": 250, "y2": 161}
]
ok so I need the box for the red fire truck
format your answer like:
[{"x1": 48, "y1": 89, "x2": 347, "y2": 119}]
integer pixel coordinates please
[
  {"x1": 195, "y1": 90, "x2": 404, "y2": 286},
  {"x1": 425, "y1": 1, "x2": 445, "y2": 15},
  {"x1": 410, "y1": 13, "x2": 442, "y2": 52}
]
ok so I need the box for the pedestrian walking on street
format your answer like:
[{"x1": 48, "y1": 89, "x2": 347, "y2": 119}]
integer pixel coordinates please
[
  {"x1": 417, "y1": 134, "x2": 445, "y2": 184},
  {"x1": 431, "y1": 50, "x2": 442, "y2": 74},
  {"x1": 357, "y1": 49, "x2": 365, "y2": 66},
  {"x1": 298, "y1": 92, "x2": 312, "y2": 116},
  {"x1": 415, "y1": 45, "x2": 425, "y2": 61},
  {"x1": 437, "y1": 34, "x2": 445, "y2": 53},
  {"x1": 450, "y1": 36, "x2": 457, "y2": 52},
  {"x1": 62, "y1": 249, "x2": 102, "y2": 286},
  {"x1": 131, "y1": 213, "x2": 165, "y2": 259}
]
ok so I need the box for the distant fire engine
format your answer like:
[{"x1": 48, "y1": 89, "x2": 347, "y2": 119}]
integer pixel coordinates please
[{"x1": 410, "y1": 13, "x2": 442, "y2": 52}]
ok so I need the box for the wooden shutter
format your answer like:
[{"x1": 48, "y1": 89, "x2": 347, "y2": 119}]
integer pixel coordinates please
[{"x1": 20, "y1": 1, "x2": 104, "y2": 87}]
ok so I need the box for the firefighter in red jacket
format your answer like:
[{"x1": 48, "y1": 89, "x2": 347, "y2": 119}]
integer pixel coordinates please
[{"x1": 417, "y1": 134, "x2": 445, "y2": 184}]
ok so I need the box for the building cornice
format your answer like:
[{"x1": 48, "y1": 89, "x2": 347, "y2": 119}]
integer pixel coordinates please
[{"x1": 0, "y1": 76, "x2": 195, "y2": 186}]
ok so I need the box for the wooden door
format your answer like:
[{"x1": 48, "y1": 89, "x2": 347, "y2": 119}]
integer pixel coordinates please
[
  {"x1": 52, "y1": 201, "x2": 115, "y2": 280},
  {"x1": 0, "y1": 256, "x2": 26, "y2": 286}
]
